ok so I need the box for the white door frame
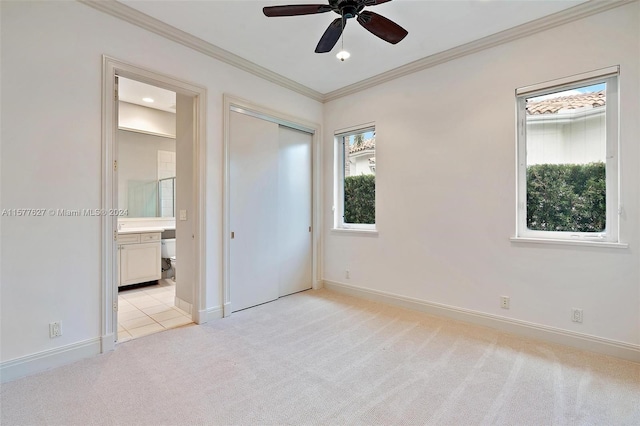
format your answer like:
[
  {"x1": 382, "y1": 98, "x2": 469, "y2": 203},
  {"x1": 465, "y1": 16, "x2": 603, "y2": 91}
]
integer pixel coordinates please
[
  {"x1": 101, "y1": 56, "x2": 207, "y2": 351},
  {"x1": 222, "y1": 94, "x2": 322, "y2": 317}
]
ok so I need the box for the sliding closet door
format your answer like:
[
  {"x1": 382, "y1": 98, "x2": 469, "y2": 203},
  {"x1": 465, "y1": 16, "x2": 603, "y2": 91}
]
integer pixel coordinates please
[
  {"x1": 277, "y1": 126, "x2": 312, "y2": 296},
  {"x1": 229, "y1": 111, "x2": 280, "y2": 312}
]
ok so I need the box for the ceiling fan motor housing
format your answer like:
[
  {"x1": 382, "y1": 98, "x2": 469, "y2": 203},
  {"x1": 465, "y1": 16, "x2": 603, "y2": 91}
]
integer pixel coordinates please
[{"x1": 330, "y1": 0, "x2": 366, "y2": 19}]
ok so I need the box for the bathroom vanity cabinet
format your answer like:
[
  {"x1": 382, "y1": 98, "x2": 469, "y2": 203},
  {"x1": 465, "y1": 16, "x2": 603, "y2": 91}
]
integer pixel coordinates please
[{"x1": 117, "y1": 232, "x2": 162, "y2": 287}]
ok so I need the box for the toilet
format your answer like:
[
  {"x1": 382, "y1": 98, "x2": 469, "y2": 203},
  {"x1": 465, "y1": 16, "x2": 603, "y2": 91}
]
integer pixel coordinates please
[{"x1": 161, "y1": 238, "x2": 176, "y2": 280}]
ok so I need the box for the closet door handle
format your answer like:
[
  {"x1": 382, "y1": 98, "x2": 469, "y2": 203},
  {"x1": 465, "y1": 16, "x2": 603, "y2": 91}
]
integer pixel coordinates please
[{"x1": 231, "y1": 231, "x2": 235, "y2": 239}]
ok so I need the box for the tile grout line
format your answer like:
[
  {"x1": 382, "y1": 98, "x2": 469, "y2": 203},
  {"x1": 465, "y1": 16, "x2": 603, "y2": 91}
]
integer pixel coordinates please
[{"x1": 117, "y1": 280, "x2": 193, "y2": 341}]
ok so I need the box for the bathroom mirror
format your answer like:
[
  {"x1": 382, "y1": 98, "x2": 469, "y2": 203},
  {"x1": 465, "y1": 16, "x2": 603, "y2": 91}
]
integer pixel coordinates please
[{"x1": 118, "y1": 129, "x2": 176, "y2": 218}]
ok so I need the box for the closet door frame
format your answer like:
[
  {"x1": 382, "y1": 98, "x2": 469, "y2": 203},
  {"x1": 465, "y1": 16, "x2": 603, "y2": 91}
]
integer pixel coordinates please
[{"x1": 222, "y1": 95, "x2": 322, "y2": 317}]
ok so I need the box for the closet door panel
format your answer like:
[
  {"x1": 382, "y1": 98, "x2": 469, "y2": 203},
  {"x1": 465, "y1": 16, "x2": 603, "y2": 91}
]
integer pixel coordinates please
[
  {"x1": 229, "y1": 111, "x2": 280, "y2": 312},
  {"x1": 277, "y1": 126, "x2": 312, "y2": 297}
]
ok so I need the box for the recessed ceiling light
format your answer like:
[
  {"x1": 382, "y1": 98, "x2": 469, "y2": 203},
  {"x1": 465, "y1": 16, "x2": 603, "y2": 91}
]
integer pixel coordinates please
[{"x1": 142, "y1": 97, "x2": 154, "y2": 103}]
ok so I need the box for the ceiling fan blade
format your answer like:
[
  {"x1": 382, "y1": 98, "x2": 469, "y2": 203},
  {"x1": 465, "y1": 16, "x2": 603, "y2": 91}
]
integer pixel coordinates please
[
  {"x1": 357, "y1": 10, "x2": 407, "y2": 44},
  {"x1": 363, "y1": 0, "x2": 393, "y2": 6},
  {"x1": 315, "y1": 17, "x2": 346, "y2": 53},
  {"x1": 263, "y1": 4, "x2": 332, "y2": 17}
]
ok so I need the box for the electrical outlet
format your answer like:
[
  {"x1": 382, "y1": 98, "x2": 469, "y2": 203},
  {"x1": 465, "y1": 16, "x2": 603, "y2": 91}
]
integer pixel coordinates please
[
  {"x1": 500, "y1": 296, "x2": 510, "y2": 309},
  {"x1": 345, "y1": 270, "x2": 350, "y2": 279},
  {"x1": 572, "y1": 308, "x2": 583, "y2": 323},
  {"x1": 49, "y1": 321, "x2": 62, "y2": 338}
]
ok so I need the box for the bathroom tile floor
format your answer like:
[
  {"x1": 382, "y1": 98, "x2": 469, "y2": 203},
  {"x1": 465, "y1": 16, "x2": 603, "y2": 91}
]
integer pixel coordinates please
[{"x1": 117, "y1": 279, "x2": 193, "y2": 343}]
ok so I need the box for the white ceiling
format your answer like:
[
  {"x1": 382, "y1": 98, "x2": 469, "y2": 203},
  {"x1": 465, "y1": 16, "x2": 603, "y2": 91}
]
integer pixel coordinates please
[
  {"x1": 118, "y1": 77, "x2": 177, "y2": 113},
  {"x1": 119, "y1": 0, "x2": 587, "y2": 95}
]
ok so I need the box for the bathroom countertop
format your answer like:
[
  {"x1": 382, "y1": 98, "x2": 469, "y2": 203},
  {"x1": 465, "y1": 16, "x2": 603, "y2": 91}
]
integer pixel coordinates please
[{"x1": 118, "y1": 227, "x2": 166, "y2": 234}]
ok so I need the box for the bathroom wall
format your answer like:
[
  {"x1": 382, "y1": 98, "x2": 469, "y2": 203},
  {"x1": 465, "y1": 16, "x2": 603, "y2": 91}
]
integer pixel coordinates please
[{"x1": 119, "y1": 101, "x2": 176, "y2": 137}]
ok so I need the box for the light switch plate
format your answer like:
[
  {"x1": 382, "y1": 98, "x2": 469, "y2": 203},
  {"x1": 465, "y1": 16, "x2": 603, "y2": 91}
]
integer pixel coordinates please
[{"x1": 179, "y1": 209, "x2": 187, "y2": 221}]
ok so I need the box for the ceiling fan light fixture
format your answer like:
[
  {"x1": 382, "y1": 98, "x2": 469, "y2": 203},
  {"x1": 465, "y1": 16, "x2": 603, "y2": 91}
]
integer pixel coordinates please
[
  {"x1": 336, "y1": 50, "x2": 351, "y2": 61},
  {"x1": 264, "y1": 0, "x2": 408, "y2": 54}
]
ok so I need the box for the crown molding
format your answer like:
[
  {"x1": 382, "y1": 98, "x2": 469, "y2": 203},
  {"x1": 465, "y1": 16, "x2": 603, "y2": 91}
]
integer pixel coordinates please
[
  {"x1": 80, "y1": 0, "x2": 635, "y2": 104},
  {"x1": 323, "y1": 0, "x2": 637, "y2": 102},
  {"x1": 78, "y1": 0, "x2": 324, "y2": 102}
]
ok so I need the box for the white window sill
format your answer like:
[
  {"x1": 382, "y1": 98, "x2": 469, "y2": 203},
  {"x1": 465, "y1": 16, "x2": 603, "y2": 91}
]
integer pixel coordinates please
[
  {"x1": 510, "y1": 237, "x2": 628, "y2": 249},
  {"x1": 331, "y1": 228, "x2": 378, "y2": 236}
]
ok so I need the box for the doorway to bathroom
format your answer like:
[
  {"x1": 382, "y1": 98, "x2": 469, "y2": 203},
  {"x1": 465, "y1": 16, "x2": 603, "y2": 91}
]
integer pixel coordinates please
[
  {"x1": 101, "y1": 57, "x2": 207, "y2": 350},
  {"x1": 115, "y1": 76, "x2": 191, "y2": 342}
]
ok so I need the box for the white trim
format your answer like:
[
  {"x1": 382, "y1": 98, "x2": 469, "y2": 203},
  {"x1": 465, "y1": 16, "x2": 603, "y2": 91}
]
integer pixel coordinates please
[
  {"x1": 323, "y1": 280, "x2": 640, "y2": 363},
  {"x1": 202, "y1": 306, "x2": 224, "y2": 322},
  {"x1": 323, "y1": 1, "x2": 634, "y2": 102},
  {"x1": 335, "y1": 122, "x2": 376, "y2": 136},
  {"x1": 516, "y1": 65, "x2": 620, "y2": 96},
  {"x1": 223, "y1": 94, "x2": 322, "y2": 315},
  {"x1": 79, "y1": 0, "x2": 323, "y2": 102},
  {"x1": 331, "y1": 228, "x2": 379, "y2": 236},
  {"x1": 79, "y1": 0, "x2": 633, "y2": 104},
  {"x1": 102, "y1": 58, "x2": 118, "y2": 349},
  {"x1": 229, "y1": 105, "x2": 315, "y2": 134},
  {"x1": 0, "y1": 338, "x2": 101, "y2": 383},
  {"x1": 101, "y1": 333, "x2": 116, "y2": 353},
  {"x1": 510, "y1": 237, "x2": 628, "y2": 249},
  {"x1": 335, "y1": 126, "x2": 377, "y2": 230},
  {"x1": 515, "y1": 72, "x2": 619, "y2": 243},
  {"x1": 102, "y1": 56, "x2": 208, "y2": 345}
]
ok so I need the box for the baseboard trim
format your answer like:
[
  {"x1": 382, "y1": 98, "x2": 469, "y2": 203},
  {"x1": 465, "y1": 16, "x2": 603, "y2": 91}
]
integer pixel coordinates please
[
  {"x1": 0, "y1": 338, "x2": 101, "y2": 383},
  {"x1": 223, "y1": 302, "x2": 232, "y2": 318},
  {"x1": 323, "y1": 280, "x2": 640, "y2": 363},
  {"x1": 101, "y1": 333, "x2": 116, "y2": 353},
  {"x1": 203, "y1": 306, "x2": 224, "y2": 322}
]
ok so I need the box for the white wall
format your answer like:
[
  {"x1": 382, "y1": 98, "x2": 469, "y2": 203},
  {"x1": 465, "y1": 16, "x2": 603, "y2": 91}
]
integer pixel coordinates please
[
  {"x1": 0, "y1": 1, "x2": 322, "y2": 364},
  {"x1": 323, "y1": 3, "x2": 639, "y2": 346}
]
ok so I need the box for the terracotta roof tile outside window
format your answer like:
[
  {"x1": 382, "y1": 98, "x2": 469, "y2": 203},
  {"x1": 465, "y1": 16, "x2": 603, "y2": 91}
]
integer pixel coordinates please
[
  {"x1": 349, "y1": 138, "x2": 375, "y2": 153},
  {"x1": 526, "y1": 90, "x2": 605, "y2": 115}
]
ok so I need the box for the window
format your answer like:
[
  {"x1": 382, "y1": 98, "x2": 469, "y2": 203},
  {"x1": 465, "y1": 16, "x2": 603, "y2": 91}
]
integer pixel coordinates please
[
  {"x1": 516, "y1": 68, "x2": 619, "y2": 243},
  {"x1": 335, "y1": 126, "x2": 376, "y2": 230}
]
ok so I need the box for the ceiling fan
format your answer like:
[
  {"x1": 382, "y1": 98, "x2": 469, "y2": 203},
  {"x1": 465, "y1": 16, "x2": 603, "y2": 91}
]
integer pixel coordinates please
[{"x1": 263, "y1": 0, "x2": 408, "y2": 53}]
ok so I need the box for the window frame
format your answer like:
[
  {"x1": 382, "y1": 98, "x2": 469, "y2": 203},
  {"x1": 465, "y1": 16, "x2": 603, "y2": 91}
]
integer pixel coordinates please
[
  {"x1": 515, "y1": 68, "x2": 619, "y2": 243},
  {"x1": 334, "y1": 124, "x2": 376, "y2": 231}
]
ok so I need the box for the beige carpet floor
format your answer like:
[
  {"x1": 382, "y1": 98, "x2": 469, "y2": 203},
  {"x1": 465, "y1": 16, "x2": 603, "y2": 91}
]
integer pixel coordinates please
[{"x1": 1, "y1": 288, "x2": 639, "y2": 425}]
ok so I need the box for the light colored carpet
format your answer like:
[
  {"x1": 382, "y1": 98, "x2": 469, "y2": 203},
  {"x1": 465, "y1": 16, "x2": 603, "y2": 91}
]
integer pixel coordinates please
[{"x1": 1, "y1": 288, "x2": 639, "y2": 425}]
